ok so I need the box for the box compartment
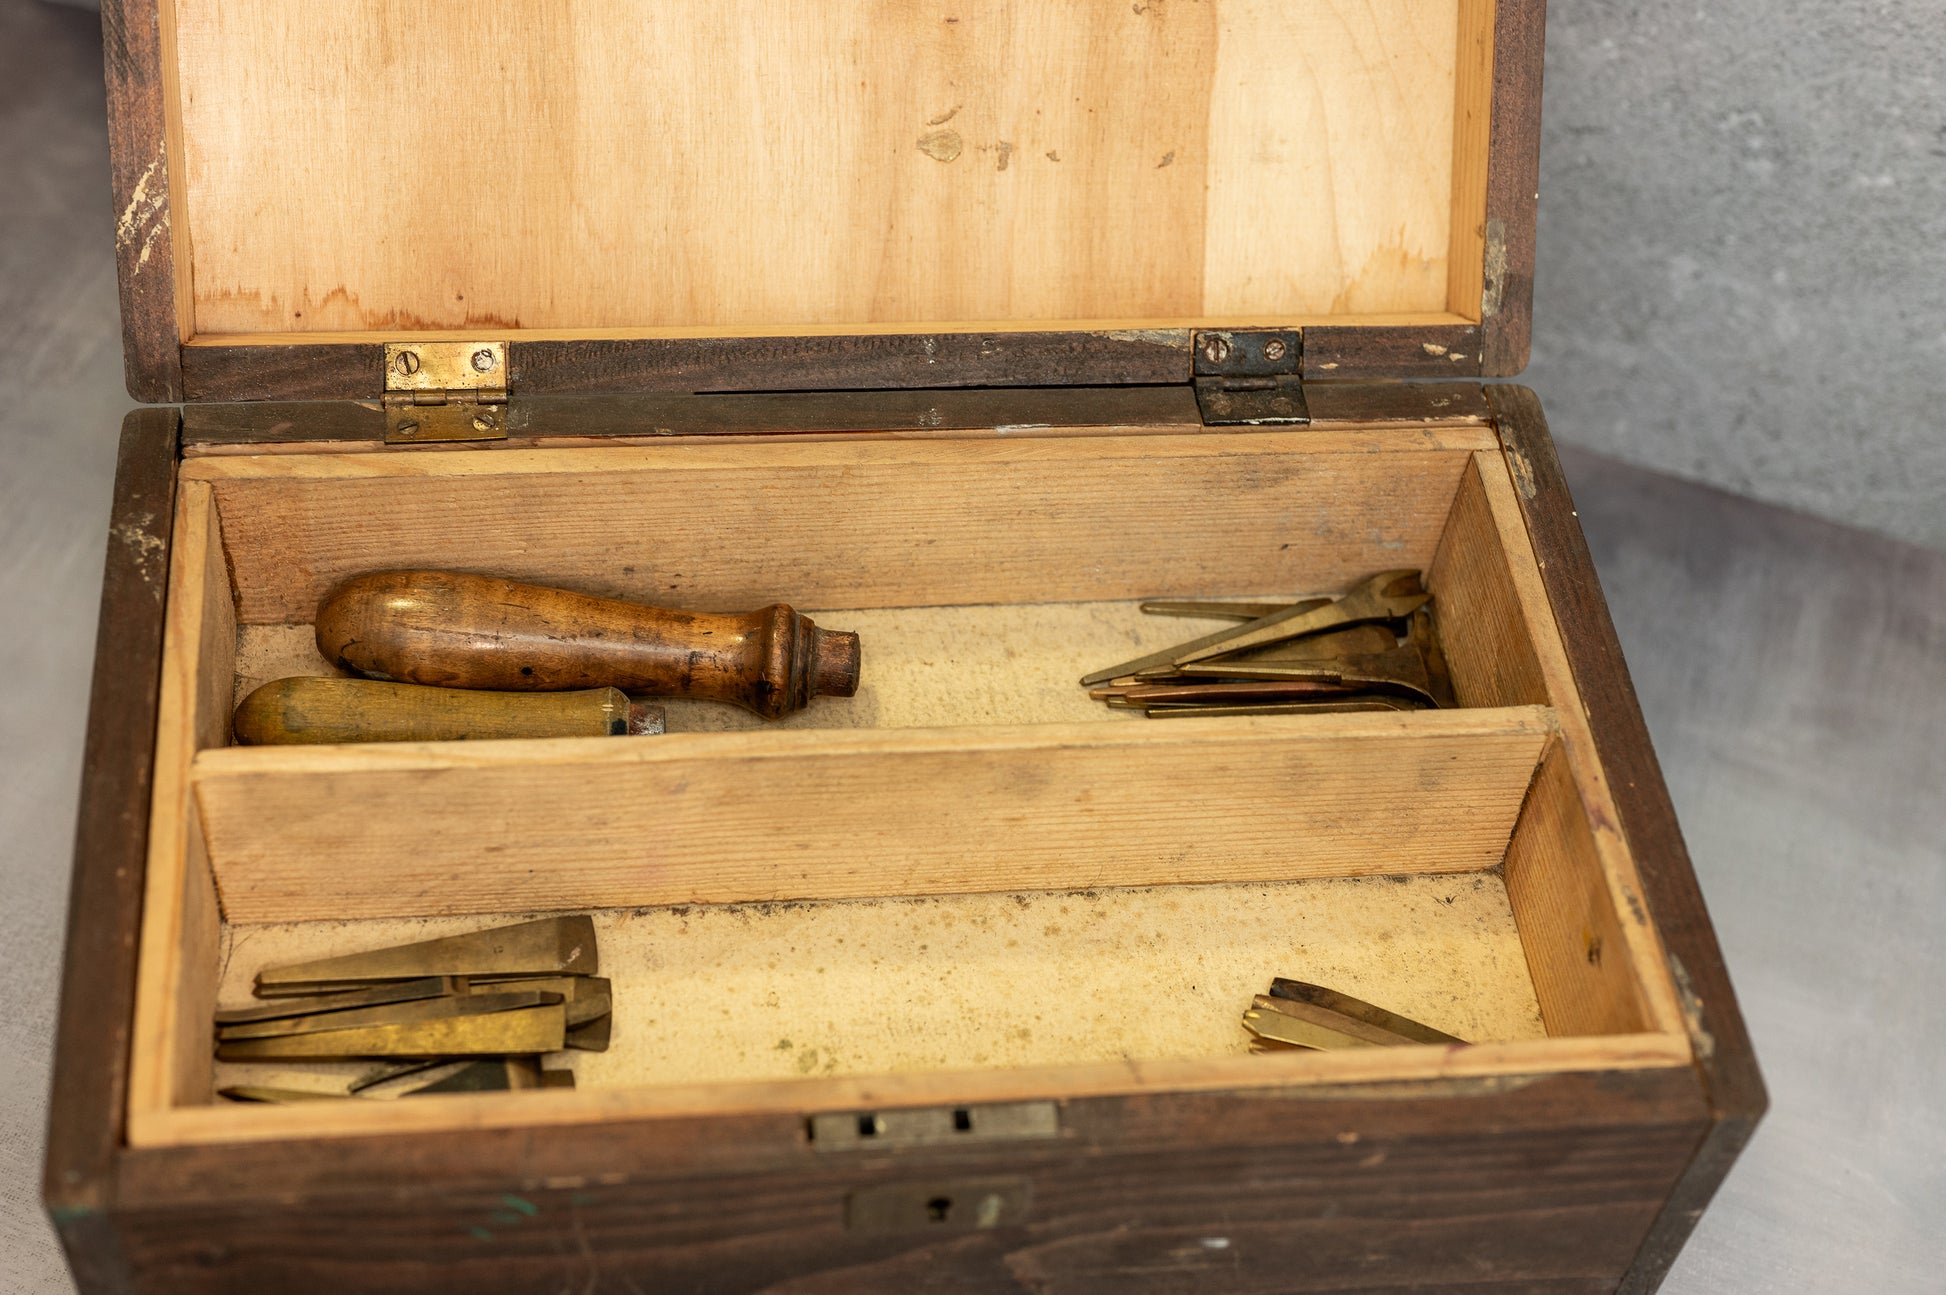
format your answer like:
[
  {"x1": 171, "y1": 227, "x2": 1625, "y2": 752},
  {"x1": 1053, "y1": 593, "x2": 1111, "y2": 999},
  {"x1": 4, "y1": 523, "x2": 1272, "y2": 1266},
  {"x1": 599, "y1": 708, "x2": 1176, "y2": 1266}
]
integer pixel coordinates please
[{"x1": 126, "y1": 419, "x2": 1687, "y2": 1148}]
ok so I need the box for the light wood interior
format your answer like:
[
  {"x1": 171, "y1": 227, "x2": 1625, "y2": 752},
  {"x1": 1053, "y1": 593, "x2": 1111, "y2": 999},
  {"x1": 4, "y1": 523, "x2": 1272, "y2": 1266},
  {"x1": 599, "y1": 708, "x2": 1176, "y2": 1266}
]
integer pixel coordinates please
[
  {"x1": 162, "y1": 0, "x2": 1497, "y2": 343},
  {"x1": 128, "y1": 422, "x2": 1687, "y2": 1148}
]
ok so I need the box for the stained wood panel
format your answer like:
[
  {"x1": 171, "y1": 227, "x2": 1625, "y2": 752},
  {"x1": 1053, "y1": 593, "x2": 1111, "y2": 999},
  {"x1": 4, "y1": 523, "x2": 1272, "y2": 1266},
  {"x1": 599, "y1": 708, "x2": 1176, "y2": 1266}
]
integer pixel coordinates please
[{"x1": 171, "y1": 0, "x2": 1471, "y2": 337}]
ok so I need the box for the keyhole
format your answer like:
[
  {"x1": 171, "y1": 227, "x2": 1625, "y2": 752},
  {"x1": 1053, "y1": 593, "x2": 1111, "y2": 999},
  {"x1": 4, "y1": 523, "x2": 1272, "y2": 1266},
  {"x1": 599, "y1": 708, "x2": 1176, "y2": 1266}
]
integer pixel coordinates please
[{"x1": 925, "y1": 1197, "x2": 953, "y2": 1223}]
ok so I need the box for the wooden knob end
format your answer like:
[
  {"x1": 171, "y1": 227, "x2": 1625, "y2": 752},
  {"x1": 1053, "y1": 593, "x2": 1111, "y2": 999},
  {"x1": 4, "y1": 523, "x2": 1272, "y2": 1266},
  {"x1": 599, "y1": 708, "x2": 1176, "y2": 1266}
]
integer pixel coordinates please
[{"x1": 811, "y1": 628, "x2": 861, "y2": 698}]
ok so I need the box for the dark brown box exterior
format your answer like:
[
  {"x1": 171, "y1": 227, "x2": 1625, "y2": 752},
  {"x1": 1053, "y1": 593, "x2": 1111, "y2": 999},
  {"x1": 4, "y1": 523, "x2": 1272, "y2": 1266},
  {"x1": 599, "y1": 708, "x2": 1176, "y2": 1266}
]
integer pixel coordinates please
[{"x1": 49, "y1": 1, "x2": 1763, "y2": 1290}]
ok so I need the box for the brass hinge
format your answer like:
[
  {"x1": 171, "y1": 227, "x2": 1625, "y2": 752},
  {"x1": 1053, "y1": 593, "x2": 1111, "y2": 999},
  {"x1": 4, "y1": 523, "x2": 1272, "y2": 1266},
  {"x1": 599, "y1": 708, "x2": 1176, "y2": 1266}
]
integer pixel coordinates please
[
  {"x1": 382, "y1": 341, "x2": 509, "y2": 443},
  {"x1": 1192, "y1": 329, "x2": 1310, "y2": 426}
]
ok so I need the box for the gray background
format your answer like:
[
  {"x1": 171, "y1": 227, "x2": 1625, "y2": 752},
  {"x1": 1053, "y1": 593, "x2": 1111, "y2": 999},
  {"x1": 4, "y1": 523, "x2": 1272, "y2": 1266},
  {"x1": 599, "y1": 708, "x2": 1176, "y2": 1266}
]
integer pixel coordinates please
[
  {"x1": 1530, "y1": 0, "x2": 1946, "y2": 549},
  {"x1": 2, "y1": 1, "x2": 1942, "y2": 1291}
]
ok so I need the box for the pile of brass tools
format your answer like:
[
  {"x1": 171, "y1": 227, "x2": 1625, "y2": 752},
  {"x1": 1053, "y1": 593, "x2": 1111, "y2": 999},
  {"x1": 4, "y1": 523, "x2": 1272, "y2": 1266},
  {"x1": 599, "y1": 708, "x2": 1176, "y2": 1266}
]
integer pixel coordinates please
[
  {"x1": 212, "y1": 917, "x2": 607, "y2": 1102},
  {"x1": 1081, "y1": 570, "x2": 1455, "y2": 717},
  {"x1": 1242, "y1": 978, "x2": 1465, "y2": 1052}
]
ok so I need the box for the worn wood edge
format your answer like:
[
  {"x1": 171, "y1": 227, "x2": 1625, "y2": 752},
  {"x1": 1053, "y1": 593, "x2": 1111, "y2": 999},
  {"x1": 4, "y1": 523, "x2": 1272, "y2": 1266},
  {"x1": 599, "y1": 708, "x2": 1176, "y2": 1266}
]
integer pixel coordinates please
[
  {"x1": 174, "y1": 330, "x2": 1506, "y2": 403},
  {"x1": 185, "y1": 314, "x2": 1476, "y2": 348},
  {"x1": 100, "y1": 0, "x2": 184, "y2": 401},
  {"x1": 190, "y1": 704, "x2": 1559, "y2": 778},
  {"x1": 1466, "y1": 451, "x2": 1687, "y2": 1040},
  {"x1": 1485, "y1": 384, "x2": 1768, "y2": 1294},
  {"x1": 1304, "y1": 324, "x2": 1485, "y2": 379},
  {"x1": 40, "y1": 409, "x2": 178, "y2": 1292},
  {"x1": 123, "y1": 481, "x2": 227, "y2": 1135},
  {"x1": 179, "y1": 343, "x2": 378, "y2": 402},
  {"x1": 1479, "y1": 0, "x2": 1546, "y2": 375},
  {"x1": 177, "y1": 384, "x2": 1494, "y2": 452},
  {"x1": 175, "y1": 425, "x2": 1499, "y2": 487},
  {"x1": 127, "y1": 1031, "x2": 1693, "y2": 1150}
]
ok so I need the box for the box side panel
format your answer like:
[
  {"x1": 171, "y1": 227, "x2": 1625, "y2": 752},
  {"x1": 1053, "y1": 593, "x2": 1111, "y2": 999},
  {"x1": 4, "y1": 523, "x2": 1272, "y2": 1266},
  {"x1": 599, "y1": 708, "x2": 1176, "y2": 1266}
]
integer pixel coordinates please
[
  {"x1": 1486, "y1": 385, "x2": 1767, "y2": 1292},
  {"x1": 42, "y1": 408, "x2": 180, "y2": 1290},
  {"x1": 110, "y1": 1068, "x2": 1707, "y2": 1294}
]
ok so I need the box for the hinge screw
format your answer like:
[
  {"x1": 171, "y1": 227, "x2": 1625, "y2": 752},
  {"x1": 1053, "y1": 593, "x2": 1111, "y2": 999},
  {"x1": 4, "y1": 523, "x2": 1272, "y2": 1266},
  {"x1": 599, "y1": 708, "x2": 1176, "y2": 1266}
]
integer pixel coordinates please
[
  {"x1": 396, "y1": 419, "x2": 419, "y2": 436},
  {"x1": 1263, "y1": 338, "x2": 1288, "y2": 362},
  {"x1": 472, "y1": 413, "x2": 496, "y2": 432},
  {"x1": 394, "y1": 350, "x2": 421, "y2": 377},
  {"x1": 1202, "y1": 336, "x2": 1232, "y2": 365},
  {"x1": 471, "y1": 349, "x2": 498, "y2": 373}
]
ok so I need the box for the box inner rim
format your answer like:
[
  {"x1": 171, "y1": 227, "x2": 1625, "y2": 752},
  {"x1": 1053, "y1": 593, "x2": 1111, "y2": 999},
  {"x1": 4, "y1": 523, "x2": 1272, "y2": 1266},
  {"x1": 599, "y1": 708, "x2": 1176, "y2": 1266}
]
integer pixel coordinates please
[{"x1": 125, "y1": 422, "x2": 1689, "y2": 1147}]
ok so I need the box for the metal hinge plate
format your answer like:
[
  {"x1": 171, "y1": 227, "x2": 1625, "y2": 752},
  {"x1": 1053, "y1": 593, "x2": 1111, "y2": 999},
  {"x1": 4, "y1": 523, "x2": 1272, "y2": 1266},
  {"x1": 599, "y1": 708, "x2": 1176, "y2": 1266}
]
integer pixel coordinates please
[
  {"x1": 1192, "y1": 328, "x2": 1310, "y2": 426},
  {"x1": 383, "y1": 341, "x2": 509, "y2": 443}
]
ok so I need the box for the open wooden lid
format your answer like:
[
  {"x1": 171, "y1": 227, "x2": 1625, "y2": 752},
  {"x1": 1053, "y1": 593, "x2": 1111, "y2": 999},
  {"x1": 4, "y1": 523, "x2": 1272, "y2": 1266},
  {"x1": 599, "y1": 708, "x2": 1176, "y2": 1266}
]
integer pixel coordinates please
[{"x1": 106, "y1": 1, "x2": 1542, "y2": 403}]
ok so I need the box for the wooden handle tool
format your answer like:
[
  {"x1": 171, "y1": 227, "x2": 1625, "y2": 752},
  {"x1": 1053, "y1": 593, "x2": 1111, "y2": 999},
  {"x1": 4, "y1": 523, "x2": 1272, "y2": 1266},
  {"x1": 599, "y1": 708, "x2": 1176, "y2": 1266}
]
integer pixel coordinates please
[
  {"x1": 315, "y1": 570, "x2": 861, "y2": 719},
  {"x1": 233, "y1": 676, "x2": 665, "y2": 745}
]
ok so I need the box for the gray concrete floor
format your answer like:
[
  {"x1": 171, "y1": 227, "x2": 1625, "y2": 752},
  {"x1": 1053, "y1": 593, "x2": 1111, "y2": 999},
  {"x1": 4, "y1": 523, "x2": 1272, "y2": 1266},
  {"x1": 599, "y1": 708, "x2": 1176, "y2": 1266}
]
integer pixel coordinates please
[{"x1": 2, "y1": 3, "x2": 1942, "y2": 1291}]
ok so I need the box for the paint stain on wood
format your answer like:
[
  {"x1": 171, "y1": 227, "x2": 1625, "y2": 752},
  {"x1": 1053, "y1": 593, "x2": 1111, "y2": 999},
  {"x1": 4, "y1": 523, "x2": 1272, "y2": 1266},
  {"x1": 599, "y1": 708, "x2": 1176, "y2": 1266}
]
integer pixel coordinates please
[{"x1": 917, "y1": 130, "x2": 964, "y2": 162}]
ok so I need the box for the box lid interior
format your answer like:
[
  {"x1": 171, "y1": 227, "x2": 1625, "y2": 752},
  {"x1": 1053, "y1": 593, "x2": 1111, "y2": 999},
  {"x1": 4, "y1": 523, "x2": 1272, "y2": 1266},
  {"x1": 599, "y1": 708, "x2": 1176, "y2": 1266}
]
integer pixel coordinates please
[{"x1": 114, "y1": 0, "x2": 1539, "y2": 400}]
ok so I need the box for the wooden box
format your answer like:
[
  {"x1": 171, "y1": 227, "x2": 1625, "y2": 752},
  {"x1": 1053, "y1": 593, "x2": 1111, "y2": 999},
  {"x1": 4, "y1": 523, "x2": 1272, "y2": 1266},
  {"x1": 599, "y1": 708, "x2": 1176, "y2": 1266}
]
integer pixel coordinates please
[{"x1": 48, "y1": 3, "x2": 1763, "y2": 1291}]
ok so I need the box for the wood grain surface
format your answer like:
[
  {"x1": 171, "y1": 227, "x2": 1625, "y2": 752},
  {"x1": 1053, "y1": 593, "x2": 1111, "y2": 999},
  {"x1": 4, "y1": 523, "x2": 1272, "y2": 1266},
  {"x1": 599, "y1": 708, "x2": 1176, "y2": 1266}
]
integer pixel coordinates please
[
  {"x1": 1487, "y1": 386, "x2": 1766, "y2": 1294},
  {"x1": 171, "y1": 1, "x2": 1471, "y2": 336},
  {"x1": 190, "y1": 708, "x2": 1555, "y2": 923},
  {"x1": 184, "y1": 432, "x2": 1480, "y2": 624},
  {"x1": 313, "y1": 571, "x2": 858, "y2": 717},
  {"x1": 104, "y1": 1067, "x2": 1709, "y2": 1294}
]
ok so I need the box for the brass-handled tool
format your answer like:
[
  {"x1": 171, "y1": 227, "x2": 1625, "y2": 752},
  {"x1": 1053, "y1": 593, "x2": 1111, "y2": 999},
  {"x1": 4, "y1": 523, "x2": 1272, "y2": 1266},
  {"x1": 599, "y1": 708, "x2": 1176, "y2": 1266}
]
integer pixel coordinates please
[
  {"x1": 316, "y1": 570, "x2": 862, "y2": 719},
  {"x1": 233, "y1": 677, "x2": 665, "y2": 745}
]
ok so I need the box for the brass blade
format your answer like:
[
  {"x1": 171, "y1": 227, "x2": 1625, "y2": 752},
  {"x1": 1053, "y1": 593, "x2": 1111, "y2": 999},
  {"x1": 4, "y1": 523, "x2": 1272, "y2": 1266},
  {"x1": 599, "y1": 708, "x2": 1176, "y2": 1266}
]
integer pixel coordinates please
[
  {"x1": 1138, "y1": 597, "x2": 1330, "y2": 622},
  {"x1": 407, "y1": 1057, "x2": 545, "y2": 1094},
  {"x1": 255, "y1": 916, "x2": 597, "y2": 993},
  {"x1": 1268, "y1": 978, "x2": 1463, "y2": 1046},
  {"x1": 218, "y1": 989, "x2": 563, "y2": 1041},
  {"x1": 1109, "y1": 681, "x2": 1366, "y2": 706},
  {"x1": 216, "y1": 1003, "x2": 567, "y2": 1060},
  {"x1": 1241, "y1": 1006, "x2": 1383, "y2": 1050},
  {"x1": 1230, "y1": 622, "x2": 1399, "y2": 662},
  {"x1": 214, "y1": 977, "x2": 460, "y2": 1025},
  {"x1": 565, "y1": 1013, "x2": 611, "y2": 1052},
  {"x1": 465, "y1": 976, "x2": 611, "y2": 1028},
  {"x1": 1169, "y1": 647, "x2": 1436, "y2": 705},
  {"x1": 1410, "y1": 607, "x2": 1457, "y2": 708},
  {"x1": 218, "y1": 1086, "x2": 353, "y2": 1103},
  {"x1": 1143, "y1": 698, "x2": 1423, "y2": 718},
  {"x1": 1249, "y1": 994, "x2": 1419, "y2": 1048},
  {"x1": 350, "y1": 1060, "x2": 475, "y2": 1098}
]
